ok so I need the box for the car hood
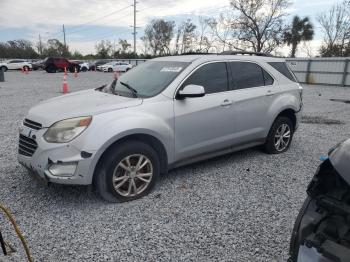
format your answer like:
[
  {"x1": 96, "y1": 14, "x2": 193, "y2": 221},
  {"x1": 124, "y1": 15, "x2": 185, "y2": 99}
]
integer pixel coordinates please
[
  {"x1": 329, "y1": 138, "x2": 350, "y2": 185},
  {"x1": 27, "y1": 89, "x2": 142, "y2": 127}
]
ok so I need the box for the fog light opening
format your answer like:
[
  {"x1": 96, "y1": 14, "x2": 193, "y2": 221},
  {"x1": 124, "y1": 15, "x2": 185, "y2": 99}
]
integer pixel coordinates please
[{"x1": 48, "y1": 162, "x2": 78, "y2": 177}]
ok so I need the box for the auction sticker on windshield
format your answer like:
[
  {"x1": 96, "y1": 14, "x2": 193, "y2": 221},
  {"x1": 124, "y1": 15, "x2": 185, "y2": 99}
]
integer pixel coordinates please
[{"x1": 160, "y1": 67, "x2": 182, "y2": 72}]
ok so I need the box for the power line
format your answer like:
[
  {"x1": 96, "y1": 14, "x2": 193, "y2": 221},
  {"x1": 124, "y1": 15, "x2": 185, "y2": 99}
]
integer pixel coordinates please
[{"x1": 66, "y1": 5, "x2": 132, "y2": 35}]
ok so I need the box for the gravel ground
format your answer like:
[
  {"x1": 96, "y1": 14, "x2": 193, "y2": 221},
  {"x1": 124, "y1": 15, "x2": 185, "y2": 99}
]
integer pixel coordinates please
[{"x1": 0, "y1": 71, "x2": 350, "y2": 262}]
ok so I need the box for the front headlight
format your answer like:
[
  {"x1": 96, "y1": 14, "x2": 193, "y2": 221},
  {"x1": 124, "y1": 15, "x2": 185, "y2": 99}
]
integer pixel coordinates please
[{"x1": 44, "y1": 116, "x2": 92, "y2": 143}]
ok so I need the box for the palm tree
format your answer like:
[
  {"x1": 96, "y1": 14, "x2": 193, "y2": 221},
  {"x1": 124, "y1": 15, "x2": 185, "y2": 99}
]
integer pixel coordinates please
[{"x1": 284, "y1": 16, "x2": 314, "y2": 57}]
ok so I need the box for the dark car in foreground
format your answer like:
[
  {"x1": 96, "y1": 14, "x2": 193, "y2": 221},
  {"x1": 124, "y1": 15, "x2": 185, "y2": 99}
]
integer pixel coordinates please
[{"x1": 289, "y1": 139, "x2": 350, "y2": 262}]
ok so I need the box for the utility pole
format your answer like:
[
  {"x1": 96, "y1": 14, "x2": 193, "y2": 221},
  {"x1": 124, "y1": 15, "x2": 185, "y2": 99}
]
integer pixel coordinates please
[
  {"x1": 133, "y1": 0, "x2": 137, "y2": 54},
  {"x1": 38, "y1": 34, "x2": 42, "y2": 56},
  {"x1": 62, "y1": 24, "x2": 67, "y2": 52}
]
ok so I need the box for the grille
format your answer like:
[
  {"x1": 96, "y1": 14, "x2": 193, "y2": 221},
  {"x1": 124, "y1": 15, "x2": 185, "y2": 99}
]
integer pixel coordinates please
[
  {"x1": 23, "y1": 119, "x2": 42, "y2": 130},
  {"x1": 18, "y1": 134, "x2": 38, "y2": 157}
]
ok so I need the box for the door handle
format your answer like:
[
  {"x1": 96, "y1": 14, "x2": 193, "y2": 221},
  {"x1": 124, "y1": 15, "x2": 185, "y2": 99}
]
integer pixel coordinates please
[
  {"x1": 266, "y1": 90, "x2": 275, "y2": 96},
  {"x1": 221, "y1": 99, "x2": 233, "y2": 106}
]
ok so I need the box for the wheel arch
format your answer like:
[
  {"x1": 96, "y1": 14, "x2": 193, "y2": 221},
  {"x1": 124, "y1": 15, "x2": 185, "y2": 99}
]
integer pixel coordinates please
[
  {"x1": 92, "y1": 133, "x2": 168, "y2": 186},
  {"x1": 275, "y1": 108, "x2": 297, "y2": 130}
]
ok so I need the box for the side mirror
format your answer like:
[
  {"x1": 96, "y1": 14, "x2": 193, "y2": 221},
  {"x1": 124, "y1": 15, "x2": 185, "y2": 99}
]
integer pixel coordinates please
[{"x1": 177, "y1": 84, "x2": 205, "y2": 99}]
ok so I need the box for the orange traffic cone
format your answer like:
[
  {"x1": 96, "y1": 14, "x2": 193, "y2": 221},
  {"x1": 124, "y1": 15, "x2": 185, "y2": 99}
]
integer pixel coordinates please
[
  {"x1": 64, "y1": 67, "x2": 67, "y2": 76},
  {"x1": 74, "y1": 67, "x2": 78, "y2": 77},
  {"x1": 62, "y1": 74, "x2": 69, "y2": 94},
  {"x1": 113, "y1": 70, "x2": 119, "y2": 80}
]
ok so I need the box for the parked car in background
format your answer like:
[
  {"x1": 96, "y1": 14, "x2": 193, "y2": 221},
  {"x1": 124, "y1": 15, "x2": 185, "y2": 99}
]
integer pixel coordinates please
[
  {"x1": 0, "y1": 59, "x2": 32, "y2": 71},
  {"x1": 289, "y1": 139, "x2": 350, "y2": 262},
  {"x1": 102, "y1": 61, "x2": 133, "y2": 72},
  {"x1": 92, "y1": 60, "x2": 109, "y2": 71},
  {"x1": 18, "y1": 53, "x2": 302, "y2": 202},
  {"x1": 30, "y1": 60, "x2": 44, "y2": 70},
  {"x1": 79, "y1": 62, "x2": 90, "y2": 72},
  {"x1": 43, "y1": 57, "x2": 81, "y2": 73}
]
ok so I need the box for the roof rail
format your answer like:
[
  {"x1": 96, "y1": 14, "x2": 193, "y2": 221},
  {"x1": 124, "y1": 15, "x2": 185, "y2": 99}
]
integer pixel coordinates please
[{"x1": 220, "y1": 51, "x2": 273, "y2": 57}]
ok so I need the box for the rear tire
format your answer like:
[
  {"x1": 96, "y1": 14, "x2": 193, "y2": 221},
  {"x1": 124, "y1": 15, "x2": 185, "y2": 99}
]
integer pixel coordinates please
[
  {"x1": 108, "y1": 68, "x2": 113, "y2": 72},
  {"x1": 264, "y1": 116, "x2": 294, "y2": 154},
  {"x1": 23, "y1": 66, "x2": 30, "y2": 71},
  {"x1": 94, "y1": 140, "x2": 160, "y2": 202}
]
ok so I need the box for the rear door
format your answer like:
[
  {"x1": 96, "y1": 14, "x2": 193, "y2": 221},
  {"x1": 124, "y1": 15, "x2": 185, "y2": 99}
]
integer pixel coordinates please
[
  {"x1": 226, "y1": 61, "x2": 276, "y2": 144},
  {"x1": 174, "y1": 61, "x2": 235, "y2": 161}
]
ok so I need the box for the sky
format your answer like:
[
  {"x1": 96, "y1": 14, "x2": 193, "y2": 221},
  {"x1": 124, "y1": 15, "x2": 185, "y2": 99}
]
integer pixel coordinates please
[{"x1": 0, "y1": 0, "x2": 341, "y2": 57}]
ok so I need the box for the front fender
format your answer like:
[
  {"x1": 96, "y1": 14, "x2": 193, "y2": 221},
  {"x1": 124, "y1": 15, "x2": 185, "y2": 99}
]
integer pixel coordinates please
[{"x1": 77, "y1": 110, "x2": 174, "y2": 184}]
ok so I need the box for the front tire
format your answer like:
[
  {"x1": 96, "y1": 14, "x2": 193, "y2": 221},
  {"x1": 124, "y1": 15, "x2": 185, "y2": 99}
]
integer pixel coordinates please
[
  {"x1": 46, "y1": 64, "x2": 57, "y2": 73},
  {"x1": 264, "y1": 116, "x2": 294, "y2": 154},
  {"x1": 0, "y1": 66, "x2": 7, "y2": 72},
  {"x1": 95, "y1": 140, "x2": 160, "y2": 202}
]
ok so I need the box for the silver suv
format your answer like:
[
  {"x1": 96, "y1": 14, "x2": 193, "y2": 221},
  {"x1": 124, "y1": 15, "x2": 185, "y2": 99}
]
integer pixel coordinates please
[{"x1": 18, "y1": 53, "x2": 303, "y2": 202}]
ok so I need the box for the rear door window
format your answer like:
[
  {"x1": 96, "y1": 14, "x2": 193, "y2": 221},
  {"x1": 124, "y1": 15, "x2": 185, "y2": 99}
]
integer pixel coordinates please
[
  {"x1": 229, "y1": 62, "x2": 266, "y2": 90},
  {"x1": 263, "y1": 70, "x2": 274, "y2": 85},
  {"x1": 182, "y1": 62, "x2": 229, "y2": 94},
  {"x1": 268, "y1": 62, "x2": 296, "y2": 82}
]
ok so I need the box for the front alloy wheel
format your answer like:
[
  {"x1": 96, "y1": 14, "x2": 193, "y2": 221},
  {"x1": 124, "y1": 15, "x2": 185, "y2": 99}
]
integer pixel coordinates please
[
  {"x1": 113, "y1": 154, "x2": 153, "y2": 197},
  {"x1": 95, "y1": 140, "x2": 160, "y2": 202}
]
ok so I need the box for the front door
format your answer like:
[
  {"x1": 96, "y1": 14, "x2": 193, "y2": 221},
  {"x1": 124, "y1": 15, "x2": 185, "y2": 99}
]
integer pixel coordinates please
[{"x1": 174, "y1": 62, "x2": 235, "y2": 161}]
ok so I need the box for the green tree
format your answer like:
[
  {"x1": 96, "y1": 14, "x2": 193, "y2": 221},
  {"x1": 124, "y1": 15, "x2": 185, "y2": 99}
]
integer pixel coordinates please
[
  {"x1": 118, "y1": 39, "x2": 131, "y2": 53},
  {"x1": 284, "y1": 16, "x2": 314, "y2": 57},
  {"x1": 143, "y1": 19, "x2": 175, "y2": 55},
  {"x1": 42, "y1": 39, "x2": 70, "y2": 57},
  {"x1": 95, "y1": 40, "x2": 112, "y2": 59}
]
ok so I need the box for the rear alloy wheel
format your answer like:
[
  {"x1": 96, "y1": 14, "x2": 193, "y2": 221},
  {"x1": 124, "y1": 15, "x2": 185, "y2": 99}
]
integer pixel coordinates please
[
  {"x1": 264, "y1": 116, "x2": 294, "y2": 154},
  {"x1": 95, "y1": 140, "x2": 160, "y2": 202}
]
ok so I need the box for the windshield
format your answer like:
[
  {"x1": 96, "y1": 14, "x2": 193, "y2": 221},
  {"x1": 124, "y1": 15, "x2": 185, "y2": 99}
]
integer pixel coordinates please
[{"x1": 108, "y1": 61, "x2": 189, "y2": 98}]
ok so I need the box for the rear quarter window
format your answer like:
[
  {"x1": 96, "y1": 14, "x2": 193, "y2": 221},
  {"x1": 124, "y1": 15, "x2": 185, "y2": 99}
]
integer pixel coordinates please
[{"x1": 268, "y1": 62, "x2": 296, "y2": 82}]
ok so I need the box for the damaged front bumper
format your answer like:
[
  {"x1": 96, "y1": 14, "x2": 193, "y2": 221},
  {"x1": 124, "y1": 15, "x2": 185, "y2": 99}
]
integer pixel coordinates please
[
  {"x1": 289, "y1": 160, "x2": 350, "y2": 262},
  {"x1": 17, "y1": 127, "x2": 95, "y2": 185}
]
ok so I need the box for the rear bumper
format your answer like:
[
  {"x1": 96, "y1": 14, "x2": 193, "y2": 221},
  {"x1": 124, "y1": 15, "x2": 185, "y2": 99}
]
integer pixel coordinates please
[{"x1": 295, "y1": 103, "x2": 303, "y2": 130}]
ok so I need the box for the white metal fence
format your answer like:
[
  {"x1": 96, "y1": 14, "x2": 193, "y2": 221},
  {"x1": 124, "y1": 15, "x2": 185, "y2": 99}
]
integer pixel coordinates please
[{"x1": 286, "y1": 58, "x2": 350, "y2": 87}]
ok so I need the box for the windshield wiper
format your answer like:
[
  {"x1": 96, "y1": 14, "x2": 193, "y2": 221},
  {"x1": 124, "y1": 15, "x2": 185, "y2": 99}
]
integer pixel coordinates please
[{"x1": 120, "y1": 81, "x2": 138, "y2": 98}]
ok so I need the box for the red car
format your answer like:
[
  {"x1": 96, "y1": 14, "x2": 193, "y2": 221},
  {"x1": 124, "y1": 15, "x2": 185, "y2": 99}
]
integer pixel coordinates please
[{"x1": 43, "y1": 57, "x2": 81, "y2": 73}]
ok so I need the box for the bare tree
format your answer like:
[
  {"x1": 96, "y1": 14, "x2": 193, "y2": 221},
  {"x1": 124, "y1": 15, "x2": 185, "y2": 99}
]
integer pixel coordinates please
[
  {"x1": 207, "y1": 12, "x2": 234, "y2": 52},
  {"x1": 317, "y1": 1, "x2": 350, "y2": 56},
  {"x1": 175, "y1": 19, "x2": 197, "y2": 54},
  {"x1": 143, "y1": 19, "x2": 175, "y2": 56},
  {"x1": 230, "y1": 0, "x2": 290, "y2": 53},
  {"x1": 196, "y1": 16, "x2": 215, "y2": 52}
]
